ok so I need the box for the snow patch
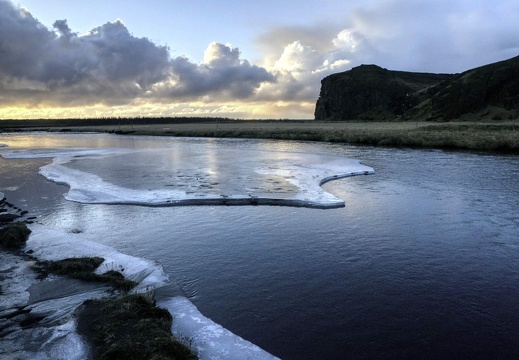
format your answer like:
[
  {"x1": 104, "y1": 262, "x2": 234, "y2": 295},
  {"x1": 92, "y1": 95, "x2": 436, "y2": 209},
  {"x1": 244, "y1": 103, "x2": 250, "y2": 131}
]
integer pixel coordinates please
[
  {"x1": 27, "y1": 223, "x2": 170, "y2": 292},
  {"x1": 159, "y1": 297, "x2": 280, "y2": 360}
]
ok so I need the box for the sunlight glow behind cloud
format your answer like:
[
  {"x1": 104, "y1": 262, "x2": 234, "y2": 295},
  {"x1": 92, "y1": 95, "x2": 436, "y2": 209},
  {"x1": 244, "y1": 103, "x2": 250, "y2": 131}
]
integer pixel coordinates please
[{"x1": 1, "y1": 0, "x2": 519, "y2": 119}]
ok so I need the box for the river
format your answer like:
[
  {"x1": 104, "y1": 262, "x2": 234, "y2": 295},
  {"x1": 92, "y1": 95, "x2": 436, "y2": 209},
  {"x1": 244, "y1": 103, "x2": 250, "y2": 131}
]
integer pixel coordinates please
[{"x1": 1, "y1": 132, "x2": 519, "y2": 359}]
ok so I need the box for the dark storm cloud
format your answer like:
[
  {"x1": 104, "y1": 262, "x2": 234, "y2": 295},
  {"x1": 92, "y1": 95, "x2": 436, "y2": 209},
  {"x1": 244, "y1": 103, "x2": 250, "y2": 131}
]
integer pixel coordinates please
[
  {"x1": 0, "y1": 2, "x2": 55, "y2": 81},
  {"x1": 0, "y1": 0, "x2": 274, "y2": 107}
]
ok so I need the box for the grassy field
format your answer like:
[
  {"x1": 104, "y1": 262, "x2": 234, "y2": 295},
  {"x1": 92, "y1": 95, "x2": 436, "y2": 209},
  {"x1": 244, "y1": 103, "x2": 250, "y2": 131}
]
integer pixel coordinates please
[{"x1": 2, "y1": 120, "x2": 519, "y2": 153}]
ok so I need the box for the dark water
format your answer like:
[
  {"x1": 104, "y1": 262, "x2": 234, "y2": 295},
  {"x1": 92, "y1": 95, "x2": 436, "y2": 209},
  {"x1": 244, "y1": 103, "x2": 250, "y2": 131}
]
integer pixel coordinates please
[{"x1": 2, "y1": 135, "x2": 519, "y2": 359}]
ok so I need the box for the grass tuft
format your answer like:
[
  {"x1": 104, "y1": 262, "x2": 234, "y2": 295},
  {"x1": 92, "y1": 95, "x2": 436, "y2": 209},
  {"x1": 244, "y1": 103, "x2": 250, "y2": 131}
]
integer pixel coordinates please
[
  {"x1": 0, "y1": 223, "x2": 31, "y2": 250},
  {"x1": 76, "y1": 294, "x2": 197, "y2": 360},
  {"x1": 33, "y1": 257, "x2": 138, "y2": 291}
]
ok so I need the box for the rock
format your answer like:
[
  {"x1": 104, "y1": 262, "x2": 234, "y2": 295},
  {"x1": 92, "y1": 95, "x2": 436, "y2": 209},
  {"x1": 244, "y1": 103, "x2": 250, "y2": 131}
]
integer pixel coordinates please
[
  {"x1": 315, "y1": 54, "x2": 519, "y2": 121},
  {"x1": 314, "y1": 64, "x2": 452, "y2": 120}
]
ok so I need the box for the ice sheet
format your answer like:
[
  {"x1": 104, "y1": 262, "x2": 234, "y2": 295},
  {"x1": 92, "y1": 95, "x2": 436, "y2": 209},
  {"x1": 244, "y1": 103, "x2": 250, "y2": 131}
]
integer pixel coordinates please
[
  {"x1": 159, "y1": 296, "x2": 280, "y2": 360},
  {"x1": 0, "y1": 236, "x2": 105, "y2": 360},
  {"x1": 0, "y1": 146, "x2": 374, "y2": 209},
  {"x1": 27, "y1": 223, "x2": 170, "y2": 292}
]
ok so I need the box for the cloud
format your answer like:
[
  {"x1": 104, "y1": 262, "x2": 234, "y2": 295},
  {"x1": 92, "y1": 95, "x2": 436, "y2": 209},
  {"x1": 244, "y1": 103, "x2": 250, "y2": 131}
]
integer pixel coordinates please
[
  {"x1": 256, "y1": 41, "x2": 330, "y2": 102},
  {"x1": 0, "y1": 1, "x2": 170, "y2": 106},
  {"x1": 203, "y1": 42, "x2": 240, "y2": 67},
  {"x1": 2, "y1": 0, "x2": 518, "y2": 119},
  {"x1": 159, "y1": 42, "x2": 275, "y2": 101},
  {"x1": 0, "y1": 0, "x2": 274, "y2": 108},
  {"x1": 252, "y1": 0, "x2": 519, "y2": 109},
  {"x1": 342, "y1": 0, "x2": 519, "y2": 72},
  {"x1": 254, "y1": 35, "x2": 357, "y2": 103}
]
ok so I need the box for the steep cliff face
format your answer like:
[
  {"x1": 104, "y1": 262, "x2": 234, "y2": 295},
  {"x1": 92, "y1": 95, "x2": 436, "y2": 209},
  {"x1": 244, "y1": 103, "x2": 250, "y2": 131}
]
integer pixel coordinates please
[
  {"x1": 314, "y1": 65, "x2": 452, "y2": 120},
  {"x1": 315, "y1": 55, "x2": 519, "y2": 121}
]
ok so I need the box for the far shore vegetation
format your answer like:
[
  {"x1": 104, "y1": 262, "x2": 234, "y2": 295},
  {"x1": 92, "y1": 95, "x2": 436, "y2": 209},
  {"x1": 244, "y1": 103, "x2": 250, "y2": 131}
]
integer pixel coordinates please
[{"x1": 1, "y1": 117, "x2": 518, "y2": 153}]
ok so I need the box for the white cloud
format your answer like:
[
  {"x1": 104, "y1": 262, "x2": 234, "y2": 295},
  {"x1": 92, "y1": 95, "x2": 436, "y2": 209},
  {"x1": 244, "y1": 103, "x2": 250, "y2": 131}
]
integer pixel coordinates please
[
  {"x1": 251, "y1": 0, "x2": 519, "y2": 110},
  {"x1": 274, "y1": 41, "x2": 322, "y2": 75},
  {"x1": 332, "y1": 30, "x2": 360, "y2": 51},
  {"x1": 341, "y1": 0, "x2": 519, "y2": 72},
  {"x1": 203, "y1": 42, "x2": 240, "y2": 67},
  {"x1": 254, "y1": 34, "x2": 355, "y2": 102}
]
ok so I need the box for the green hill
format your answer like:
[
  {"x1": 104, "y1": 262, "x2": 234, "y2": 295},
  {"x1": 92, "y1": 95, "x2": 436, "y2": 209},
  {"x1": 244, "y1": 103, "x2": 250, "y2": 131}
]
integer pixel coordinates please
[{"x1": 315, "y1": 55, "x2": 519, "y2": 121}]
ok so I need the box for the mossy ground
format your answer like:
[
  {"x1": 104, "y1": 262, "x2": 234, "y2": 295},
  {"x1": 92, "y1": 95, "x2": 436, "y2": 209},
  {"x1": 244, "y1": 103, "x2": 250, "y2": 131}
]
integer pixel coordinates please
[
  {"x1": 33, "y1": 256, "x2": 137, "y2": 291},
  {"x1": 0, "y1": 222, "x2": 31, "y2": 250},
  {"x1": 27, "y1": 256, "x2": 197, "y2": 359},
  {"x1": 76, "y1": 294, "x2": 197, "y2": 360}
]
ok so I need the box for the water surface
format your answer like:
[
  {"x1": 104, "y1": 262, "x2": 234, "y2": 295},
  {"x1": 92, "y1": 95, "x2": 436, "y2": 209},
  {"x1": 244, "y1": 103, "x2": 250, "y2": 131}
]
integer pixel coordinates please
[{"x1": 1, "y1": 133, "x2": 519, "y2": 359}]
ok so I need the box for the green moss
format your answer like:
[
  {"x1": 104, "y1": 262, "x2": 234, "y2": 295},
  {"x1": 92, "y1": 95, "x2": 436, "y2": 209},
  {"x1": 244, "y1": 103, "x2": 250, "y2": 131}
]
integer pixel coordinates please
[
  {"x1": 76, "y1": 294, "x2": 197, "y2": 360},
  {"x1": 0, "y1": 223, "x2": 31, "y2": 250},
  {"x1": 39, "y1": 256, "x2": 104, "y2": 275},
  {"x1": 28, "y1": 257, "x2": 196, "y2": 358},
  {"x1": 33, "y1": 257, "x2": 137, "y2": 291},
  {"x1": 97, "y1": 270, "x2": 137, "y2": 292}
]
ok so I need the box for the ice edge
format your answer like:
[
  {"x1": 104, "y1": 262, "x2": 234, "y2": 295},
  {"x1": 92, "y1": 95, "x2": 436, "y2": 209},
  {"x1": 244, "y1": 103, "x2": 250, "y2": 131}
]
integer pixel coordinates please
[
  {"x1": 15, "y1": 224, "x2": 278, "y2": 359},
  {"x1": 1, "y1": 147, "x2": 374, "y2": 209},
  {"x1": 159, "y1": 297, "x2": 280, "y2": 360}
]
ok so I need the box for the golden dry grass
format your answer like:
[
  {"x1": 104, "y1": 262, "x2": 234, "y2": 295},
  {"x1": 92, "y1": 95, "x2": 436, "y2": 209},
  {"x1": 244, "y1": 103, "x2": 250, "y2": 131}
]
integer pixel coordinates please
[{"x1": 39, "y1": 120, "x2": 519, "y2": 153}]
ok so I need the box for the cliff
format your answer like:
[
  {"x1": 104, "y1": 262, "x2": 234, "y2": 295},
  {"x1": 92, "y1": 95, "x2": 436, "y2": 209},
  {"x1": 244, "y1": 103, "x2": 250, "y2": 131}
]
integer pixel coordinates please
[{"x1": 314, "y1": 55, "x2": 519, "y2": 121}]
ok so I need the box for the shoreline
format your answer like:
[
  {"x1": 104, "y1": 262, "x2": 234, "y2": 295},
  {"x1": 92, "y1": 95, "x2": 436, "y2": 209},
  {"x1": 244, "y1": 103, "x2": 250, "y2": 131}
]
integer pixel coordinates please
[
  {"x1": 1, "y1": 195, "x2": 279, "y2": 359},
  {"x1": 0, "y1": 199, "x2": 193, "y2": 359},
  {"x1": 1, "y1": 120, "x2": 519, "y2": 153}
]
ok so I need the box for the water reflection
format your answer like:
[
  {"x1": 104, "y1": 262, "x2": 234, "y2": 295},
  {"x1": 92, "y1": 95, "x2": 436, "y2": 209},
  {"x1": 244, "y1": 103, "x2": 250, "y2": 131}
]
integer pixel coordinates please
[
  {"x1": 1, "y1": 133, "x2": 373, "y2": 208},
  {"x1": 2, "y1": 133, "x2": 519, "y2": 359}
]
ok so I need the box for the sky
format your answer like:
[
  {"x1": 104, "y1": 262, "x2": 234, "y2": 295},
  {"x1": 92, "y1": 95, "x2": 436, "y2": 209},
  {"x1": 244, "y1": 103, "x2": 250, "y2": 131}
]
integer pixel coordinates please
[{"x1": 1, "y1": 0, "x2": 518, "y2": 120}]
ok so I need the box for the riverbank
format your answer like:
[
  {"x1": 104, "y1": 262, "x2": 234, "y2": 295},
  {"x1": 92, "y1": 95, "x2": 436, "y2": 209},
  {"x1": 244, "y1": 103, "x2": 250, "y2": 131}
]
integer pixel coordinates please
[
  {"x1": 0, "y1": 198, "x2": 197, "y2": 359},
  {"x1": 1, "y1": 192, "x2": 279, "y2": 359},
  {"x1": 2, "y1": 120, "x2": 519, "y2": 153}
]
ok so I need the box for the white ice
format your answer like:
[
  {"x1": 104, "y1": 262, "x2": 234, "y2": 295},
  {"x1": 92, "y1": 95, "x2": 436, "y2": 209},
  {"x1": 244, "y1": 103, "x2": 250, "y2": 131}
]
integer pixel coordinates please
[
  {"x1": 0, "y1": 145, "x2": 374, "y2": 208},
  {"x1": 1, "y1": 223, "x2": 279, "y2": 358},
  {"x1": 0, "y1": 241, "x2": 99, "y2": 360},
  {"x1": 1, "y1": 224, "x2": 170, "y2": 359},
  {"x1": 27, "y1": 223, "x2": 169, "y2": 292},
  {"x1": 159, "y1": 297, "x2": 280, "y2": 360}
]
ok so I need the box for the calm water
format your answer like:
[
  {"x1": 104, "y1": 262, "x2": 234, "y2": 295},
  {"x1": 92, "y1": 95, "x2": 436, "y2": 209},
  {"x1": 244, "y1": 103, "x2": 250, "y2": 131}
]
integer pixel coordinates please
[{"x1": 1, "y1": 133, "x2": 519, "y2": 359}]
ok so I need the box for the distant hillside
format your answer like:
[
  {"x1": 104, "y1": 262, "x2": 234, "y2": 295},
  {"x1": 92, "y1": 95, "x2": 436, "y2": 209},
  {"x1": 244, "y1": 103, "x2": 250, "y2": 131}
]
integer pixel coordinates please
[{"x1": 314, "y1": 55, "x2": 519, "y2": 121}]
